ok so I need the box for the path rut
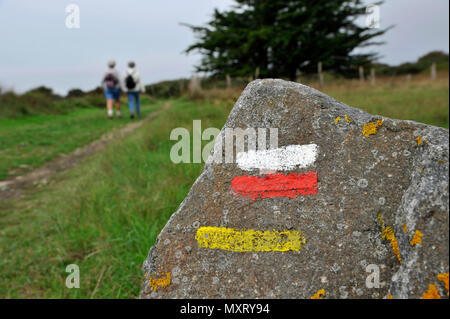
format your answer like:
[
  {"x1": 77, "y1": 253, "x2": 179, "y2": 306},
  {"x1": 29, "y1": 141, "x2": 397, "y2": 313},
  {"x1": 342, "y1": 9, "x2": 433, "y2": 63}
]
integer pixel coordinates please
[{"x1": 0, "y1": 102, "x2": 170, "y2": 201}]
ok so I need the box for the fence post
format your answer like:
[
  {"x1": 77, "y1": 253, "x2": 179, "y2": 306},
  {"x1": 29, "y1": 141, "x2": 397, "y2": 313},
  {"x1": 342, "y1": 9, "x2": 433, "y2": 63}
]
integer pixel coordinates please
[
  {"x1": 406, "y1": 74, "x2": 412, "y2": 83},
  {"x1": 179, "y1": 79, "x2": 184, "y2": 94},
  {"x1": 189, "y1": 73, "x2": 202, "y2": 96},
  {"x1": 295, "y1": 70, "x2": 301, "y2": 83},
  {"x1": 226, "y1": 74, "x2": 232, "y2": 89},
  {"x1": 431, "y1": 62, "x2": 437, "y2": 80},
  {"x1": 370, "y1": 67, "x2": 376, "y2": 86},
  {"x1": 318, "y1": 62, "x2": 324, "y2": 89},
  {"x1": 255, "y1": 67, "x2": 260, "y2": 79},
  {"x1": 359, "y1": 66, "x2": 365, "y2": 83}
]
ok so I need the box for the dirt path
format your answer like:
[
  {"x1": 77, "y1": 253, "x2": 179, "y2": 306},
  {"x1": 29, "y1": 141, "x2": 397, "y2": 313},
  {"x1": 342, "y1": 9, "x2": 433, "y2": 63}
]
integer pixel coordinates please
[{"x1": 0, "y1": 102, "x2": 170, "y2": 201}]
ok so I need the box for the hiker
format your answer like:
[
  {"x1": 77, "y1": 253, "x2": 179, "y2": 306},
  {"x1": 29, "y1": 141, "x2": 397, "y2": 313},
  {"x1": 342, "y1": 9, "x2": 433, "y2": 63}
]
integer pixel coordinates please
[
  {"x1": 124, "y1": 61, "x2": 145, "y2": 119},
  {"x1": 102, "y1": 60, "x2": 122, "y2": 118}
]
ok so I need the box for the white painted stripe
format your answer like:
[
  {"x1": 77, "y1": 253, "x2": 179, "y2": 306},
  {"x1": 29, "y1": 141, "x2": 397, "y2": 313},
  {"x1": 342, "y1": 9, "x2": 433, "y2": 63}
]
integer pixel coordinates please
[{"x1": 236, "y1": 144, "x2": 318, "y2": 171}]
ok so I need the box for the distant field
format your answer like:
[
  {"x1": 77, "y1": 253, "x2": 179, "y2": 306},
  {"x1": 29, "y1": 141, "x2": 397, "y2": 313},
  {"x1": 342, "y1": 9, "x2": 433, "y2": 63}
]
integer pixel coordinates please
[
  {"x1": 199, "y1": 72, "x2": 449, "y2": 128},
  {"x1": 0, "y1": 96, "x2": 159, "y2": 180},
  {"x1": 0, "y1": 98, "x2": 230, "y2": 298}
]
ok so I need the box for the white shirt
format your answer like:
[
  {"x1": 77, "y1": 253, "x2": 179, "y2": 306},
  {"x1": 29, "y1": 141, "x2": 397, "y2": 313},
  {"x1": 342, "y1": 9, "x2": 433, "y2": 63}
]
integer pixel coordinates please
[{"x1": 124, "y1": 68, "x2": 145, "y2": 93}]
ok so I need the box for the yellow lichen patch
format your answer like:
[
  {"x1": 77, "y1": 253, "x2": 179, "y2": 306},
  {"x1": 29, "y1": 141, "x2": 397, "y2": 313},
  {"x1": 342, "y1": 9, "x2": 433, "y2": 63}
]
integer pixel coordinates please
[
  {"x1": 148, "y1": 272, "x2": 171, "y2": 291},
  {"x1": 344, "y1": 114, "x2": 351, "y2": 123},
  {"x1": 403, "y1": 223, "x2": 407, "y2": 233},
  {"x1": 377, "y1": 213, "x2": 385, "y2": 228},
  {"x1": 421, "y1": 284, "x2": 441, "y2": 299},
  {"x1": 334, "y1": 116, "x2": 341, "y2": 124},
  {"x1": 416, "y1": 136, "x2": 424, "y2": 146},
  {"x1": 310, "y1": 289, "x2": 326, "y2": 299},
  {"x1": 195, "y1": 227, "x2": 306, "y2": 252},
  {"x1": 382, "y1": 226, "x2": 402, "y2": 264},
  {"x1": 410, "y1": 230, "x2": 423, "y2": 246},
  {"x1": 362, "y1": 120, "x2": 384, "y2": 137},
  {"x1": 377, "y1": 213, "x2": 401, "y2": 263},
  {"x1": 437, "y1": 272, "x2": 449, "y2": 296}
]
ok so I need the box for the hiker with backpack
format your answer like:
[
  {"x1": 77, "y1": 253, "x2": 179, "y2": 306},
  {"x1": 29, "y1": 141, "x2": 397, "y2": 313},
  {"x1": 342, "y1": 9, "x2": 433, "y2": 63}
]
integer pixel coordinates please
[
  {"x1": 102, "y1": 60, "x2": 122, "y2": 118},
  {"x1": 124, "y1": 61, "x2": 146, "y2": 119}
]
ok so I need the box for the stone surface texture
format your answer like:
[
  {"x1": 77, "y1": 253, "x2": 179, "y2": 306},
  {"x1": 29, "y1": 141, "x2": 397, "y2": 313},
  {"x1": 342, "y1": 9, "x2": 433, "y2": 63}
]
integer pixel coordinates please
[{"x1": 140, "y1": 79, "x2": 449, "y2": 299}]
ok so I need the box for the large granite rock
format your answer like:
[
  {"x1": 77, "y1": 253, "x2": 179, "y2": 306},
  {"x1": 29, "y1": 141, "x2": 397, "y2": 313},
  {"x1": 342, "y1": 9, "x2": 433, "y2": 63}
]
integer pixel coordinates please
[{"x1": 140, "y1": 79, "x2": 449, "y2": 299}]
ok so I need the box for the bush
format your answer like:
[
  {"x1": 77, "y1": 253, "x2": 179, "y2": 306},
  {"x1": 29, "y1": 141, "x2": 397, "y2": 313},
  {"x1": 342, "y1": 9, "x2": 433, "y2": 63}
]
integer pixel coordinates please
[
  {"x1": 145, "y1": 79, "x2": 189, "y2": 98},
  {"x1": 84, "y1": 95, "x2": 105, "y2": 108},
  {"x1": 0, "y1": 87, "x2": 106, "y2": 119},
  {"x1": 145, "y1": 77, "x2": 250, "y2": 99},
  {"x1": 375, "y1": 51, "x2": 449, "y2": 76},
  {"x1": 0, "y1": 90, "x2": 58, "y2": 118},
  {"x1": 67, "y1": 88, "x2": 85, "y2": 98}
]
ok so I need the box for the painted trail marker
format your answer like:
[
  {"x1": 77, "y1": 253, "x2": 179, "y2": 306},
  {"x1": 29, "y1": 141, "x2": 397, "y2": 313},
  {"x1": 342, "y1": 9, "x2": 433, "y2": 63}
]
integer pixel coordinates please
[
  {"x1": 195, "y1": 226, "x2": 306, "y2": 252},
  {"x1": 236, "y1": 144, "x2": 318, "y2": 171},
  {"x1": 233, "y1": 144, "x2": 319, "y2": 200},
  {"x1": 231, "y1": 172, "x2": 318, "y2": 200}
]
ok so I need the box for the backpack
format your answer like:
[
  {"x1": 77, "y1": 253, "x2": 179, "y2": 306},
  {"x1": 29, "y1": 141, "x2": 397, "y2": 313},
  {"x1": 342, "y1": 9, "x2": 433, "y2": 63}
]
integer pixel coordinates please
[
  {"x1": 125, "y1": 74, "x2": 137, "y2": 90},
  {"x1": 104, "y1": 73, "x2": 118, "y2": 89}
]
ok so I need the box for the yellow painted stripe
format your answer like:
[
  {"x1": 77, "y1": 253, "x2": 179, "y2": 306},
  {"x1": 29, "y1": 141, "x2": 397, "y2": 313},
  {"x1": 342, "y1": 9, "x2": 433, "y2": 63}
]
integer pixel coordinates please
[{"x1": 195, "y1": 226, "x2": 306, "y2": 252}]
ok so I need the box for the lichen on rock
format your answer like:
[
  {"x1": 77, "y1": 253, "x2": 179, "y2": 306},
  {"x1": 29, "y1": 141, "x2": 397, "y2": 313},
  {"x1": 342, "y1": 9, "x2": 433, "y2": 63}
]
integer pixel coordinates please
[
  {"x1": 437, "y1": 272, "x2": 449, "y2": 296},
  {"x1": 382, "y1": 226, "x2": 402, "y2": 264},
  {"x1": 310, "y1": 289, "x2": 326, "y2": 299},
  {"x1": 147, "y1": 272, "x2": 171, "y2": 292},
  {"x1": 421, "y1": 284, "x2": 440, "y2": 299},
  {"x1": 140, "y1": 79, "x2": 449, "y2": 299},
  {"x1": 410, "y1": 230, "x2": 423, "y2": 246},
  {"x1": 362, "y1": 120, "x2": 384, "y2": 137}
]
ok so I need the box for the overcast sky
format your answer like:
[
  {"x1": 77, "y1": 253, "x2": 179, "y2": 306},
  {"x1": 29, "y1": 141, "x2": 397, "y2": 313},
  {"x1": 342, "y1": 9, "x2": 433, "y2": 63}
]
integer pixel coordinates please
[{"x1": 0, "y1": 0, "x2": 448, "y2": 94}]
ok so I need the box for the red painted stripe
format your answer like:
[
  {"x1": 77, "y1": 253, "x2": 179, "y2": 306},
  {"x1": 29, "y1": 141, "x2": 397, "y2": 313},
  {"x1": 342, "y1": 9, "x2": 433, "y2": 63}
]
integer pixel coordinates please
[{"x1": 231, "y1": 172, "x2": 318, "y2": 200}]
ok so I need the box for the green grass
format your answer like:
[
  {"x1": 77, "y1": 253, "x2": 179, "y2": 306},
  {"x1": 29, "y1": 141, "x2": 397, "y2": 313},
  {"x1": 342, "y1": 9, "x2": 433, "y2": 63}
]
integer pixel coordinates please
[
  {"x1": 0, "y1": 97, "x2": 159, "y2": 180},
  {"x1": 0, "y1": 98, "x2": 232, "y2": 298},
  {"x1": 0, "y1": 77, "x2": 448, "y2": 298}
]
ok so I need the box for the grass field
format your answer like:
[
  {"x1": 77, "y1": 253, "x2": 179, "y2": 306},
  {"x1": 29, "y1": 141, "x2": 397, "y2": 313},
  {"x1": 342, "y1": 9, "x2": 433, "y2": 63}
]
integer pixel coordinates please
[
  {"x1": 0, "y1": 98, "x2": 232, "y2": 298},
  {"x1": 0, "y1": 74, "x2": 448, "y2": 298}
]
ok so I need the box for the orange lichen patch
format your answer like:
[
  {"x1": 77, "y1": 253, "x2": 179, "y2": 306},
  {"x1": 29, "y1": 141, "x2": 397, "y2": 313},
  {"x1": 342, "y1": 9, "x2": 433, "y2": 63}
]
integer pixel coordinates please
[
  {"x1": 377, "y1": 213, "x2": 401, "y2": 263},
  {"x1": 344, "y1": 114, "x2": 351, "y2": 123},
  {"x1": 362, "y1": 120, "x2": 384, "y2": 137},
  {"x1": 437, "y1": 272, "x2": 449, "y2": 296},
  {"x1": 382, "y1": 226, "x2": 402, "y2": 264},
  {"x1": 310, "y1": 289, "x2": 325, "y2": 299},
  {"x1": 421, "y1": 284, "x2": 441, "y2": 299},
  {"x1": 148, "y1": 272, "x2": 171, "y2": 291},
  {"x1": 410, "y1": 230, "x2": 423, "y2": 246},
  {"x1": 416, "y1": 136, "x2": 424, "y2": 146},
  {"x1": 334, "y1": 116, "x2": 341, "y2": 124},
  {"x1": 387, "y1": 294, "x2": 393, "y2": 299},
  {"x1": 402, "y1": 223, "x2": 407, "y2": 233}
]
